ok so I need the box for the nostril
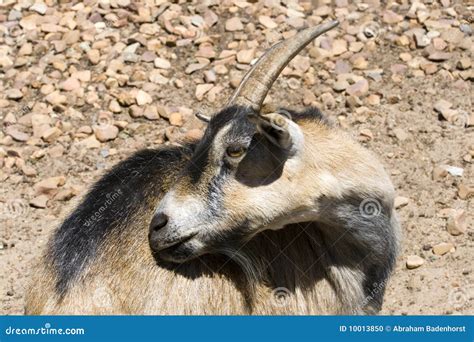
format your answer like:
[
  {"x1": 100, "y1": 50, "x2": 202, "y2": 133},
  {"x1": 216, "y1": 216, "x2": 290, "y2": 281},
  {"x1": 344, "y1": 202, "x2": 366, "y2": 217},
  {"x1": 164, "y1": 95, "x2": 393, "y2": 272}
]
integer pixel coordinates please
[{"x1": 150, "y1": 213, "x2": 168, "y2": 232}]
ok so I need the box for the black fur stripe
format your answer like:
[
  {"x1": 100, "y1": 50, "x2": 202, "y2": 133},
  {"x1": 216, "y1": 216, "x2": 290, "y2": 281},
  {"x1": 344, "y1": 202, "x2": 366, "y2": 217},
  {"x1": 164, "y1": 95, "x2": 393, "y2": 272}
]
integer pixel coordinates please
[{"x1": 49, "y1": 146, "x2": 193, "y2": 295}]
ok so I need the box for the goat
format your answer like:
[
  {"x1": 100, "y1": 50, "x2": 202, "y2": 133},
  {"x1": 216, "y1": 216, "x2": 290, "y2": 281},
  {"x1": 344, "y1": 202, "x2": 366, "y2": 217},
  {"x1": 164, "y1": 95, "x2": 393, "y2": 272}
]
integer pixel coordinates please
[{"x1": 26, "y1": 20, "x2": 400, "y2": 315}]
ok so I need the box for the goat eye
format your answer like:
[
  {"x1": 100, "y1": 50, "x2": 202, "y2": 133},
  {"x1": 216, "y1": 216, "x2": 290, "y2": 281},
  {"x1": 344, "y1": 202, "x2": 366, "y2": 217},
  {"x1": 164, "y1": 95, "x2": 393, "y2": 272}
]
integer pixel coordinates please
[{"x1": 226, "y1": 145, "x2": 246, "y2": 158}]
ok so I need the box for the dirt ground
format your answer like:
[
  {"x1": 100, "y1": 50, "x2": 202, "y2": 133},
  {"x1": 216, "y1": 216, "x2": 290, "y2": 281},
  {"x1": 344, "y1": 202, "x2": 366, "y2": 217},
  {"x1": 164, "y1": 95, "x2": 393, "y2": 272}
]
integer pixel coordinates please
[{"x1": 0, "y1": 0, "x2": 473, "y2": 315}]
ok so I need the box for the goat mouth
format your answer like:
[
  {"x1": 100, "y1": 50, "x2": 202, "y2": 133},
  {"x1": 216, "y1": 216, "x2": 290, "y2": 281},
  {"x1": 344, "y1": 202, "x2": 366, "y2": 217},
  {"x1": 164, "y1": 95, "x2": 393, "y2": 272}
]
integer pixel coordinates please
[
  {"x1": 161, "y1": 233, "x2": 196, "y2": 251},
  {"x1": 152, "y1": 233, "x2": 199, "y2": 263}
]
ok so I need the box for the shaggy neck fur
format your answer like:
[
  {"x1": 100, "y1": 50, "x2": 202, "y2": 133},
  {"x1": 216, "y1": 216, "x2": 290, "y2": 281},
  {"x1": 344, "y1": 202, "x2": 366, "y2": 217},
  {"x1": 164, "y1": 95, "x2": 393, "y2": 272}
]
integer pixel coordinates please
[{"x1": 84, "y1": 195, "x2": 396, "y2": 315}]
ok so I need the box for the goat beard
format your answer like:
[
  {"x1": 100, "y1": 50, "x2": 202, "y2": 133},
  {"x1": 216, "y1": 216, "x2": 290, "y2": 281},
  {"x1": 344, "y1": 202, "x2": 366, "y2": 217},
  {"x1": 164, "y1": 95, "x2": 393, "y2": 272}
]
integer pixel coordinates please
[{"x1": 215, "y1": 246, "x2": 264, "y2": 303}]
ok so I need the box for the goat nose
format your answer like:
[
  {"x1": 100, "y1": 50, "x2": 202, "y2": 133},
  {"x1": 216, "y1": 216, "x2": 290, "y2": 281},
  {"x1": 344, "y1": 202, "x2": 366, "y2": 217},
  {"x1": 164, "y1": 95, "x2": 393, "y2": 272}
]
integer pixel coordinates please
[{"x1": 150, "y1": 213, "x2": 169, "y2": 232}]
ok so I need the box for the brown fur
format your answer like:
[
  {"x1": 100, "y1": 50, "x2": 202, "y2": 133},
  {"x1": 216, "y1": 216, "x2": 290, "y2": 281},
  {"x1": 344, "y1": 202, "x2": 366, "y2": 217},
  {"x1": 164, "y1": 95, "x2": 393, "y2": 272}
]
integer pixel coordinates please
[{"x1": 26, "y1": 118, "x2": 399, "y2": 315}]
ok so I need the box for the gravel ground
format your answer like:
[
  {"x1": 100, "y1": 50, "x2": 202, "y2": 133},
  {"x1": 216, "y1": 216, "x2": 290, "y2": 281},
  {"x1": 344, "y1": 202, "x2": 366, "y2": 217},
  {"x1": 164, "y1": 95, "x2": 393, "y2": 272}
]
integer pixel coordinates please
[{"x1": 0, "y1": 0, "x2": 473, "y2": 315}]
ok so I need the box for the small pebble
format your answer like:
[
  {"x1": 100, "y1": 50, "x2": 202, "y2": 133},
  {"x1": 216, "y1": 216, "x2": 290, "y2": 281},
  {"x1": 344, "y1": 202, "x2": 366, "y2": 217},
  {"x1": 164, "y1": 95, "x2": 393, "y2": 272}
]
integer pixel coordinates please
[
  {"x1": 432, "y1": 242, "x2": 455, "y2": 256},
  {"x1": 406, "y1": 255, "x2": 425, "y2": 269}
]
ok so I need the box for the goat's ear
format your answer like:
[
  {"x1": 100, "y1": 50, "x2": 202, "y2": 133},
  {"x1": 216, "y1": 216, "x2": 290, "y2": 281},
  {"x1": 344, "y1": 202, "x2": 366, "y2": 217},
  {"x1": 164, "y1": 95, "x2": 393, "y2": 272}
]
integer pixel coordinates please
[{"x1": 251, "y1": 112, "x2": 304, "y2": 155}]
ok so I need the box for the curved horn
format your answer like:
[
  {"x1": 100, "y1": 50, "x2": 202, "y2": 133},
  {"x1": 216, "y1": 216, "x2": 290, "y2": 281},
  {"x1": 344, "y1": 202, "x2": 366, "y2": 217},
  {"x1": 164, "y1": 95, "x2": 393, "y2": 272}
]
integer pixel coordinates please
[{"x1": 228, "y1": 20, "x2": 339, "y2": 111}]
